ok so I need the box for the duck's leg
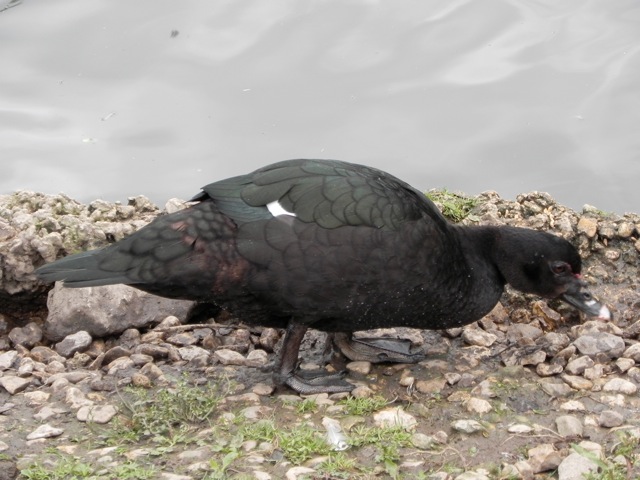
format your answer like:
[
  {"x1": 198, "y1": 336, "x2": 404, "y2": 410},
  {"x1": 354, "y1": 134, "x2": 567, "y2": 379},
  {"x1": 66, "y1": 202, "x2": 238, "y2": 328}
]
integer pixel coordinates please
[
  {"x1": 273, "y1": 322, "x2": 354, "y2": 394},
  {"x1": 332, "y1": 332, "x2": 425, "y2": 363}
]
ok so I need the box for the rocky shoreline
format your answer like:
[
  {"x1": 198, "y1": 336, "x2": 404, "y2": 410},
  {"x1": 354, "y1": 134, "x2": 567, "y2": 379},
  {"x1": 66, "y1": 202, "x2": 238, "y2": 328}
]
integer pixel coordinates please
[{"x1": 0, "y1": 190, "x2": 639, "y2": 480}]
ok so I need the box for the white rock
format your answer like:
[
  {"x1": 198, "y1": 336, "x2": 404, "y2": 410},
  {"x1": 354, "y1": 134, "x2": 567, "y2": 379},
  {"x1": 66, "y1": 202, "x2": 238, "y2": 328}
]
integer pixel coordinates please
[
  {"x1": 462, "y1": 327, "x2": 497, "y2": 347},
  {"x1": 622, "y1": 343, "x2": 640, "y2": 362},
  {"x1": 213, "y1": 349, "x2": 245, "y2": 366},
  {"x1": 65, "y1": 386, "x2": 94, "y2": 409},
  {"x1": 465, "y1": 397, "x2": 492, "y2": 414},
  {"x1": 27, "y1": 424, "x2": 64, "y2": 440},
  {"x1": 560, "y1": 400, "x2": 586, "y2": 412},
  {"x1": 24, "y1": 391, "x2": 51, "y2": 406},
  {"x1": 602, "y1": 378, "x2": 638, "y2": 395},
  {"x1": 285, "y1": 466, "x2": 316, "y2": 480},
  {"x1": 178, "y1": 346, "x2": 210, "y2": 362},
  {"x1": 245, "y1": 349, "x2": 269, "y2": 367},
  {"x1": 555, "y1": 415, "x2": 583, "y2": 437},
  {"x1": 0, "y1": 350, "x2": 18, "y2": 370},
  {"x1": 557, "y1": 452, "x2": 598, "y2": 480},
  {"x1": 0, "y1": 375, "x2": 31, "y2": 395},
  {"x1": 76, "y1": 404, "x2": 118, "y2": 424},
  {"x1": 507, "y1": 424, "x2": 533, "y2": 433},
  {"x1": 373, "y1": 407, "x2": 417, "y2": 430},
  {"x1": 346, "y1": 361, "x2": 372, "y2": 375},
  {"x1": 451, "y1": 419, "x2": 485, "y2": 434}
]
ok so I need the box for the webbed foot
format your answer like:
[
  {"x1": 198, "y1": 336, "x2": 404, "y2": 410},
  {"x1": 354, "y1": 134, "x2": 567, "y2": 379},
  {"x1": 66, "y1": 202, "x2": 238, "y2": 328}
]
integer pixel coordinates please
[
  {"x1": 332, "y1": 332, "x2": 425, "y2": 363},
  {"x1": 274, "y1": 368, "x2": 353, "y2": 395},
  {"x1": 274, "y1": 322, "x2": 354, "y2": 394}
]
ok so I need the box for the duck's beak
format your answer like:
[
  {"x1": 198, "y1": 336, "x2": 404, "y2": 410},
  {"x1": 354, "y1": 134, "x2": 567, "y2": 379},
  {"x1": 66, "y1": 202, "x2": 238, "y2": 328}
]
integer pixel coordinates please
[{"x1": 561, "y1": 279, "x2": 612, "y2": 320}]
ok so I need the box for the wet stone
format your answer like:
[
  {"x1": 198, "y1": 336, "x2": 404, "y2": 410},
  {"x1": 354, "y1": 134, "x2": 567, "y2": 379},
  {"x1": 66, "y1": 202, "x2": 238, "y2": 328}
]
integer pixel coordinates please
[
  {"x1": 346, "y1": 361, "x2": 371, "y2": 375},
  {"x1": 76, "y1": 404, "x2": 118, "y2": 424}
]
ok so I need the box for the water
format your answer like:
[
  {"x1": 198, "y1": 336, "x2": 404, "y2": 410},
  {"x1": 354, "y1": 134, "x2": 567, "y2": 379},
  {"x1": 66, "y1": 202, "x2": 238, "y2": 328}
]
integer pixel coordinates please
[{"x1": 1, "y1": 0, "x2": 639, "y2": 213}]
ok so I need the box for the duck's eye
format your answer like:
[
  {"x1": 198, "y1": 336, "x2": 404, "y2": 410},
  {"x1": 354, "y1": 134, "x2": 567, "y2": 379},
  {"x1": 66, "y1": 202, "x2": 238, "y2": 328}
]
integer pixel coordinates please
[{"x1": 550, "y1": 262, "x2": 570, "y2": 275}]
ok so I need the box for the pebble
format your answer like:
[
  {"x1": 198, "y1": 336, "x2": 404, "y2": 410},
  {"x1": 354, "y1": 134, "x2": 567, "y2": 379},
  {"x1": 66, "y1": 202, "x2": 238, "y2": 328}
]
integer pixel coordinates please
[
  {"x1": 0, "y1": 350, "x2": 18, "y2": 370},
  {"x1": 560, "y1": 400, "x2": 586, "y2": 412},
  {"x1": 598, "y1": 410, "x2": 624, "y2": 428},
  {"x1": 536, "y1": 363, "x2": 563, "y2": 376},
  {"x1": 602, "y1": 378, "x2": 638, "y2": 395},
  {"x1": 27, "y1": 424, "x2": 64, "y2": 440},
  {"x1": 55, "y1": 331, "x2": 93, "y2": 357},
  {"x1": 539, "y1": 380, "x2": 575, "y2": 397},
  {"x1": 462, "y1": 327, "x2": 497, "y2": 347},
  {"x1": 451, "y1": 419, "x2": 485, "y2": 434},
  {"x1": 65, "y1": 386, "x2": 94, "y2": 409},
  {"x1": 561, "y1": 374, "x2": 593, "y2": 391},
  {"x1": 213, "y1": 349, "x2": 246, "y2": 366},
  {"x1": 0, "y1": 375, "x2": 31, "y2": 394},
  {"x1": 346, "y1": 361, "x2": 372, "y2": 375},
  {"x1": 415, "y1": 377, "x2": 446, "y2": 394},
  {"x1": 76, "y1": 404, "x2": 118, "y2": 423},
  {"x1": 564, "y1": 356, "x2": 594, "y2": 375},
  {"x1": 557, "y1": 446, "x2": 600, "y2": 480},
  {"x1": 178, "y1": 345, "x2": 210, "y2": 362},
  {"x1": 573, "y1": 332, "x2": 626, "y2": 359},
  {"x1": 373, "y1": 407, "x2": 417, "y2": 430},
  {"x1": 555, "y1": 415, "x2": 583, "y2": 437},
  {"x1": 528, "y1": 443, "x2": 562, "y2": 473},
  {"x1": 285, "y1": 466, "x2": 316, "y2": 480},
  {"x1": 507, "y1": 424, "x2": 533, "y2": 433},
  {"x1": 465, "y1": 397, "x2": 492, "y2": 414},
  {"x1": 411, "y1": 433, "x2": 436, "y2": 449},
  {"x1": 622, "y1": 343, "x2": 640, "y2": 362},
  {"x1": 615, "y1": 357, "x2": 635, "y2": 373},
  {"x1": 245, "y1": 349, "x2": 269, "y2": 367},
  {"x1": 8, "y1": 322, "x2": 43, "y2": 348}
]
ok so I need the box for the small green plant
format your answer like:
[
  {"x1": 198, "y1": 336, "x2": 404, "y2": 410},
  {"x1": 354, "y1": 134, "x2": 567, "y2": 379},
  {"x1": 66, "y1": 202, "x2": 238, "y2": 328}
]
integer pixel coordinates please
[
  {"x1": 20, "y1": 454, "x2": 94, "y2": 480},
  {"x1": 426, "y1": 189, "x2": 479, "y2": 223},
  {"x1": 277, "y1": 424, "x2": 332, "y2": 464},
  {"x1": 111, "y1": 462, "x2": 156, "y2": 479},
  {"x1": 349, "y1": 425, "x2": 413, "y2": 479},
  {"x1": 317, "y1": 453, "x2": 360, "y2": 478},
  {"x1": 106, "y1": 376, "x2": 227, "y2": 446},
  {"x1": 295, "y1": 397, "x2": 318, "y2": 414},
  {"x1": 339, "y1": 395, "x2": 388, "y2": 416}
]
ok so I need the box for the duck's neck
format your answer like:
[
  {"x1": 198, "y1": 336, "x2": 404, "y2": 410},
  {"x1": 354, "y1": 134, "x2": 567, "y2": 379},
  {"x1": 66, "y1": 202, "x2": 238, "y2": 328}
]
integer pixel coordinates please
[{"x1": 449, "y1": 224, "x2": 507, "y2": 324}]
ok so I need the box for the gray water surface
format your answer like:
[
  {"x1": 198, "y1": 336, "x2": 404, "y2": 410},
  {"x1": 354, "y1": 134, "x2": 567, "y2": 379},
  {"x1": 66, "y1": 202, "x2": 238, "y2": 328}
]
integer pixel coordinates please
[{"x1": 2, "y1": 0, "x2": 639, "y2": 213}]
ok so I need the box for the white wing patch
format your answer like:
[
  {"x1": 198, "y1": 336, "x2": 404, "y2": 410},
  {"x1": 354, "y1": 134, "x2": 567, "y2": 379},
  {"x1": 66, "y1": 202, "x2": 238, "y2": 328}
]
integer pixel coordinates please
[{"x1": 266, "y1": 200, "x2": 297, "y2": 217}]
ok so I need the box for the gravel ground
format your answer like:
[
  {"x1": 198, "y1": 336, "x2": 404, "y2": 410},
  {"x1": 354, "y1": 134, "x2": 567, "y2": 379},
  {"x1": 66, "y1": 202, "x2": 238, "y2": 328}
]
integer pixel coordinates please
[{"x1": 0, "y1": 189, "x2": 639, "y2": 480}]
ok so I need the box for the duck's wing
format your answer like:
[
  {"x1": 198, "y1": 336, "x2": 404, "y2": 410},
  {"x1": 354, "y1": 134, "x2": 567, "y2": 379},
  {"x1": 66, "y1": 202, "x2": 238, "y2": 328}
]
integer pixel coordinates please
[{"x1": 199, "y1": 159, "x2": 446, "y2": 230}]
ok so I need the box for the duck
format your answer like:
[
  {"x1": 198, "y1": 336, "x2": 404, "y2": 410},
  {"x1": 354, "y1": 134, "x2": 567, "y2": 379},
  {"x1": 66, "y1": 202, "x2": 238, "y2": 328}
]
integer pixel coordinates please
[{"x1": 36, "y1": 159, "x2": 611, "y2": 394}]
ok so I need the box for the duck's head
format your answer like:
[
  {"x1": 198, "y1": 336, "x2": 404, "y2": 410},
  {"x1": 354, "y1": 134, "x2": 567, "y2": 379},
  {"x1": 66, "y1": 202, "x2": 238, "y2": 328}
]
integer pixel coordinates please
[{"x1": 495, "y1": 227, "x2": 611, "y2": 320}]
